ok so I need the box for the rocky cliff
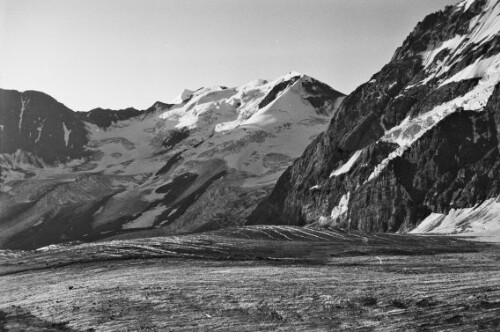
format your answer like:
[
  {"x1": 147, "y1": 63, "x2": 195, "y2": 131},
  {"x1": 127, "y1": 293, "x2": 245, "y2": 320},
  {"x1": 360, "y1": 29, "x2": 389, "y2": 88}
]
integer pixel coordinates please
[{"x1": 249, "y1": 0, "x2": 500, "y2": 237}]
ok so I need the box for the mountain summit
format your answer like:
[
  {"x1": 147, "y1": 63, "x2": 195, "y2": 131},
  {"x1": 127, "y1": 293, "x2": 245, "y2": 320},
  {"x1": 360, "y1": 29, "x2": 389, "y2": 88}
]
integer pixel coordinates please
[
  {"x1": 170, "y1": 89, "x2": 195, "y2": 104},
  {"x1": 249, "y1": 0, "x2": 500, "y2": 240}
]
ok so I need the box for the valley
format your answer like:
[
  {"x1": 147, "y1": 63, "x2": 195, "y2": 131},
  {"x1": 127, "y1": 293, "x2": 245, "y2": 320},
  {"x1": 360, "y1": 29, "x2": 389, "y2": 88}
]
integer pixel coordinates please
[{"x1": 0, "y1": 226, "x2": 499, "y2": 331}]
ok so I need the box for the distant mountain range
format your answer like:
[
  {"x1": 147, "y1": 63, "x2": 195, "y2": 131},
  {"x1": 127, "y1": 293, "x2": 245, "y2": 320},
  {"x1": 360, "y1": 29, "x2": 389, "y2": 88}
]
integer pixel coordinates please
[{"x1": 0, "y1": 73, "x2": 344, "y2": 249}]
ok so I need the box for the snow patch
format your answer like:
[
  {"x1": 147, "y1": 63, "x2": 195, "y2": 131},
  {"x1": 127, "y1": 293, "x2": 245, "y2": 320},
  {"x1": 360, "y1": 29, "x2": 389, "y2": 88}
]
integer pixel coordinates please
[
  {"x1": 411, "y1": 197, "x2": 500, "y2": 242},
  {"x1": 331, "y1": 192, "x2": 350, "y2": 220},
  {"x1": 35, "y1": 120, "x2": 46, "y2": 143},
  {"x1": 122, "y1": 205, "x2": 165, "y2": 229},
  {"x1": 470, "y1": 116, "x2": 480, "y2": 143},
  {"x1": 18, "y1": 95, "x2": 28, "y2": 131},
  {"x1": 330, "y1": 150, "x2": 362, "y2": 178},
  {"x1": 367, "y1": 147, "x2": 406, "y2": 182},
  {"x1": 459, "y1": 0, "x2": 476, "y2": 11},
  {"x1": 167, "y1": 208, "x2": 178, "y2": 217},
  {"x1": 93, "y1": 206, "x2": 104, "y2": 217},
  {"x1": 282, "y1": 71, "x2": 302, "y2": 81},
  {"x1": 420, "y1": 35, "x2": 463, "y2": 70},
  {"x1": 36, "y1": 244, "x2": 63, "y2": 252},
  {"x1": 441, "y1": 54, "x2": 500, "y2": 87},
  {"x1": 62, "y1": 122, "x2": 71, "y2": 147},
  {"x1": 171, "y1": 89, "x2": 194, "y2": 104},
  {"x1": 387, "y1": 81, "x2": 397, "y2": 90}
]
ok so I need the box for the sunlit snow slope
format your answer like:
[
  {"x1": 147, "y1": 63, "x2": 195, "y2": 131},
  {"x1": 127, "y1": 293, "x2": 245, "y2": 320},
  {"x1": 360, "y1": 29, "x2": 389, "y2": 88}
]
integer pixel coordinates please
[{"x1": 0, "y1": 73, "x2": 344, "y2": 249}]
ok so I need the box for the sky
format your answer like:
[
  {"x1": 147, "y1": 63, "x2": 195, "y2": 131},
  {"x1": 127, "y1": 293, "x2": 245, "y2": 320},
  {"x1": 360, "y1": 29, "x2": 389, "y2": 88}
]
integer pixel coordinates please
[{"x1": 0, "y1": 0, "x2": 460, "y2": 112}]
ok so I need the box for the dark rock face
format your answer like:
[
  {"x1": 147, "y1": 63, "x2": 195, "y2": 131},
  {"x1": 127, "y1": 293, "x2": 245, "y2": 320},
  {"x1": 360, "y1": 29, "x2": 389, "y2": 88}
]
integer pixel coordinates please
[
  {"x1": 0, "y1": 89, "x2": 89, "y2": 163},
  {"x1": 161, "y1": 128, "x2": 190, "y2": 150},
  {"x1": 488, "y1": 83, "x2": 500, "y2": 148},
  {"x1": 155, "y1": 151, "x2": 184, "y2": 175},
  {"x1": 249, "y1": 0, "x2": 500, "y2": 232},
  {"x1": 258, "y1": 75, "x2": 301, "y2": 109},
  {"x1": 79, "y1": 107, "x2": 142, "y2": 128},
  {"x1": 248, "y1": 58, "x2": 429, "y2": 226},
  {"x1": 154, "y1": 170, "x2": 228, "y2": 228},
  {"x1": 301, "y1": 77, "x2": 345, "y2": 116},
  {"x1": 77, "y1": 101, "x2": 173, "y2": 129},
  {"x1": 1, "y1": 174, "x2": 119, "y2": 250},
  {"x1": 346, "y1": 108, "x2": 500, "y2": 233}
]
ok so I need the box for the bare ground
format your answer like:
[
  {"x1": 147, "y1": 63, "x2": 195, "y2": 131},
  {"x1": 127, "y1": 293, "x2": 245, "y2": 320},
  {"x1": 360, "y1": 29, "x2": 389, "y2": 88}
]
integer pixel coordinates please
[{"x1": 0, "y1": 226, "x2": 499, "y2": 331}]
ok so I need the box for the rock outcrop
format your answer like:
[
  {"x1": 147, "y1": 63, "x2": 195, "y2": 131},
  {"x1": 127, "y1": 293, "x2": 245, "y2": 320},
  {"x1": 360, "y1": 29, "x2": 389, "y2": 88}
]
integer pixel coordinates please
[{"x1": 76, "y1": 101, "x2": 173, "y2": 129}]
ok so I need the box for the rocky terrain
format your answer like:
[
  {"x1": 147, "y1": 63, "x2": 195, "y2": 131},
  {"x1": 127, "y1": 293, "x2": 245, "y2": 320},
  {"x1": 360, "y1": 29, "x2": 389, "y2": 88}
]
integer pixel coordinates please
[
  {"x1": 0, "y1": 73, "x2": 344, "y2": 250},
  {"x1": 249, "y1": 0, "x2": 500, "y2": 239},
  {"x1": 0, "y1": 226, "x2": 498, "y2": 331}
]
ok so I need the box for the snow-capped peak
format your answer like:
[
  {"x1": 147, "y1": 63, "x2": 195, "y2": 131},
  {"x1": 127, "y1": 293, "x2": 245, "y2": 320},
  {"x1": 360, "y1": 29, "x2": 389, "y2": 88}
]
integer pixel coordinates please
[
  {"x1": 457, "y1": 0, "x2": 478, "y2": 11},
  {"x1": 281, "y1": 70, "x2": 303, "y2": 81},
  {"x1": 170, "y1": 89, "x2": 194, "y2": 104},
  {"x1": 457, "y1": 0, "x2": 498, "y2": 13},
  {"x1": 0, "y1": 72, "x2": 347, "y2": 247},
  {"x1": 419, "y1": 0, "x2": 500, "y2": 85}
]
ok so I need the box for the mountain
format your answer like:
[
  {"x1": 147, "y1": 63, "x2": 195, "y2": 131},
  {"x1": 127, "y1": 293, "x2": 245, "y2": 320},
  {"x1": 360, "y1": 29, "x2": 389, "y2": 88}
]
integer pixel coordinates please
[
  {"x1": 0, "y1": 89, "x2": 89, "y2": 164},
  {"x1": 249, "y1": 0, "x2": 500, "y2": 239},
  {"x1": 0, "y1": 72, "x2": 344, "y2": 249}
]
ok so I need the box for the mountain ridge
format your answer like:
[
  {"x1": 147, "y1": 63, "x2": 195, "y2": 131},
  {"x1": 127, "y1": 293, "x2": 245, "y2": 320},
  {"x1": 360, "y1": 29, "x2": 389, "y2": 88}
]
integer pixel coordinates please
[
  {"x1": 248, "y1": 0, "x2": 500, "y2": 240},
  {"x1": 0, "y1": 72, "x2": 345, "y2": 249}
]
